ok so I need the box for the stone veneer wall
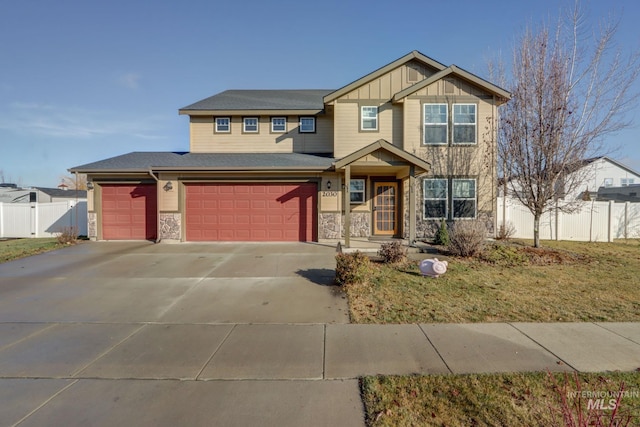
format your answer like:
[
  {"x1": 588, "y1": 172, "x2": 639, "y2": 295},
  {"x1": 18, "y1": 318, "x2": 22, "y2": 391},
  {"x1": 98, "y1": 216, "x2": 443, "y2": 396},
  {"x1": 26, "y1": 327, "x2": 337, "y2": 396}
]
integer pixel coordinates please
[
  {"x1": 159, "y1": 213, "x2": 181, "y2": 240},
  {"x1": 319, "y1": 213, "x2": 341, "y2": 239},
  {"x1": 88, "y1": 212, "x2": 97, "y2": 240},
  {"x1": 342, "y1": 212, "x2": 370, "y2": 238},
  {"x1": 319, "y1": 212, "x2": 371, "y2": 239}
]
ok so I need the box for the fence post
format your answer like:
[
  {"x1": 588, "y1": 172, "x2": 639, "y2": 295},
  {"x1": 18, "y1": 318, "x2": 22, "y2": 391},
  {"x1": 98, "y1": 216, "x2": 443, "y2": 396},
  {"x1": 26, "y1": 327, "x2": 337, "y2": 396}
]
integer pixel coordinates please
[
  {"x1": 30, "y1": 202, "x2": 37, "y2": 238},
  {"x1": 624, "y1": 202, "x2": 630, "y2": 239},
  {"x1": 608, "y1": 201, "x2": 615, "y2": 242}
]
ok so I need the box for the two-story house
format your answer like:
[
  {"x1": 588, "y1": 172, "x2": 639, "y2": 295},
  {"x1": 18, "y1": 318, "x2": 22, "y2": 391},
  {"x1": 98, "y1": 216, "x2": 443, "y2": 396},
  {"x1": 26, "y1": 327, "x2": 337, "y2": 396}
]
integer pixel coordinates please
[{"x1": 70, "y1": 51, "x2": 510, "y2": 245}]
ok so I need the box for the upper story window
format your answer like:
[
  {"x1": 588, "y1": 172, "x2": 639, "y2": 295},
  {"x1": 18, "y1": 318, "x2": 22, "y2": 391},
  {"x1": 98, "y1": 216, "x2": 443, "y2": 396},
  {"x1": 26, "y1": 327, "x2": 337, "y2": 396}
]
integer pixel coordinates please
[
  {"x1": 361, "y1": 106, "x2": 378, "y2": 131},
  {"x1": 243, "y1": 117, "x2": 259, "y2": 133},
  {"x1": 423, "y1": 103, "x2": 477, "y2": 145},
  {"x1": 215, "y1": 117, "x2": 230, "y2": 133},
  {"x1": 453, "y1": 104, "x2": 476, "y2": 144},
  {"x1": 603, "y1": 178, "x2": 613, "y2": 188},
  {"x1": 299, "y1": 117, "x2": 315, "y2": 133},
  {"x1": 424, "y1": 104, "x2": 448, "y2": 145},
  {"x1": 271, "y1": 117, "x2": 287, "y2": 133},
  {"x1": 621, "y1": 178, "x2": 635, "y2": 187},
  {"x1": 350, "y1": 179, "x2": 365, "y2": 204}
]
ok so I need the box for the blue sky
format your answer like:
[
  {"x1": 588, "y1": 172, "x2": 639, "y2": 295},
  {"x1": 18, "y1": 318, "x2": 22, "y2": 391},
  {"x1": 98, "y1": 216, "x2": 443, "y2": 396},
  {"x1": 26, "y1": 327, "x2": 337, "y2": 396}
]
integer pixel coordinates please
[{"x1": 1, "y1": 0, "x2": 639, "y2": 187}]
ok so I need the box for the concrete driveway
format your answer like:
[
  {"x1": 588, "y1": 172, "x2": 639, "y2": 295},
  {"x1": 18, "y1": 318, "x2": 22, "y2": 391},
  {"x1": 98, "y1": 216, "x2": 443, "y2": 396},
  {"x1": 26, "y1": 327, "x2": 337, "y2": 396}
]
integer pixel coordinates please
[
  {"x1": 0, "y1": 241, "x2": 349, "y2": 324},
  {"x1": 0, "y1": 242, "x2": 361, "y2": 426}
]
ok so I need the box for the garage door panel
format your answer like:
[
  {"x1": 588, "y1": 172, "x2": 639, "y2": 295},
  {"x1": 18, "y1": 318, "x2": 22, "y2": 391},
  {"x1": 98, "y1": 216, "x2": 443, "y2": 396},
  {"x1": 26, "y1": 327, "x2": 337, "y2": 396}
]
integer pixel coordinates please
[
  {"x1": 102, "y1": 184, "x2": 157, "y2": 240},
  {"x1": 186, "y1": 183, "x2": 316, "y2": 242}
]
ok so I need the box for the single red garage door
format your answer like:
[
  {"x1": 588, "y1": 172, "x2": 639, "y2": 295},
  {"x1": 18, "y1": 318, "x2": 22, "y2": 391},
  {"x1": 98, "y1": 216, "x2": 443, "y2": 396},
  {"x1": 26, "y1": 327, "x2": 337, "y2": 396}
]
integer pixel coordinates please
[
  {"x1": 101, "y1": 184, "x2": 157, "y2": 240},
  {"x1": 185, "y1": 183, "x2": 317, "y2": 242}
]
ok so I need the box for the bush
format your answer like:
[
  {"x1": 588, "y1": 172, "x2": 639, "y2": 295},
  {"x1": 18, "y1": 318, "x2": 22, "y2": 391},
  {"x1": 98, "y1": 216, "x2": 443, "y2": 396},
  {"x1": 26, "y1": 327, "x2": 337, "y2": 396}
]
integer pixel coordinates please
[
  {"x1": 496, "y1": 222, "x2": 516, "y2": 240},
  {"x1": 447, "y1": 220, "x2": 487, "y2": 257},
  {"x1": 56, "y1": 226, "x2": 78, "y2": 245},
  {"x1": 335, "y1": 251, "x2": 371, "y2": 286},
  {"x1": 378, "y1": 241, "x2": 407, "y2": 264},
  {"x1": 433, "y1": 219, "x2": 450, "y2": 246}
]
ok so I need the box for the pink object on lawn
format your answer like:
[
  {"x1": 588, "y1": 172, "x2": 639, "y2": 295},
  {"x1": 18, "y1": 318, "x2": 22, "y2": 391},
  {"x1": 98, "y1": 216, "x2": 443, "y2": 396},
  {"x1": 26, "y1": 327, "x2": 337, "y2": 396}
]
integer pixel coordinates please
[{"x1": 419, "y1": 258, "x2": 448, "y2": 278}]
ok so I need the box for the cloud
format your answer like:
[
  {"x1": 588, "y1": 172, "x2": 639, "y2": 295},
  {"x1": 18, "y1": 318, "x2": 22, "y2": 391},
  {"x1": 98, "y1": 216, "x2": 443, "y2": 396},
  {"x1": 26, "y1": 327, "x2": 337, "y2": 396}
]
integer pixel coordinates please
[
  {"x1": 0, "y1": 102, "x2": 166, "y2": 140},
  {"x1": 118, "y1": 72, "x2": 141, "y2": 89}
]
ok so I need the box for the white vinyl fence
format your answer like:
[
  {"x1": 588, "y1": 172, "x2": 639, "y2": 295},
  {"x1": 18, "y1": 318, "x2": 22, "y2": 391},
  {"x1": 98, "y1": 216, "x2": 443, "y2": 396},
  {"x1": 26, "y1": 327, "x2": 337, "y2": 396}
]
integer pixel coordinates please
[
  {"x1": 497, "y1": 197, "x2": 640, "y2": 242},
  {"x1": 0, "y1": 201, "x2": 87, "y2": 238}
]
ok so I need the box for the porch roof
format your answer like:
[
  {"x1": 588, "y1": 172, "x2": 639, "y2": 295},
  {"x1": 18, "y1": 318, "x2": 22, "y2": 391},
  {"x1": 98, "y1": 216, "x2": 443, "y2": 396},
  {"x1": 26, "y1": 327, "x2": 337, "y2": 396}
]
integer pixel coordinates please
[{"x1": 334, "y1": 140, "x2": 430, "y2": 173}]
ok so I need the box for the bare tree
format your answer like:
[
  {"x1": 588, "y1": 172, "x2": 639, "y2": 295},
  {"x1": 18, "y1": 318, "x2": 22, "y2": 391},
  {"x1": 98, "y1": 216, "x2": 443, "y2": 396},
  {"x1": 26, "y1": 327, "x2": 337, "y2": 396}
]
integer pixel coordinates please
[{"x1": 494, "y1": 2, "x2": 640, "y2": 247}]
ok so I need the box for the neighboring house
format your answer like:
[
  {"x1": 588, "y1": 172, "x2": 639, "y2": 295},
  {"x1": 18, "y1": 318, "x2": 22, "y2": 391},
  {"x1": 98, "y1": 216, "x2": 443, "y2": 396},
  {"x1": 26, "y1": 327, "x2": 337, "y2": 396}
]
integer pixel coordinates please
[
  {"x1": 567, "y1": 157, "x2": 640, "y2": 201},
  {"x1": 70, "y1": 51, "x2": 510, "y2": 244},
  {"x1": 0, "y1": 184, "x2": 86, "y2": 204}
]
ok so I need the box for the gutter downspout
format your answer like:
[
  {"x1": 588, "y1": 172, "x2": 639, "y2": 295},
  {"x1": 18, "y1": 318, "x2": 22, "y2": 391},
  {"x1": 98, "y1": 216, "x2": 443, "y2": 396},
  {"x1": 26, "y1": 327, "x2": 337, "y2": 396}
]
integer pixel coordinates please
[{"x1": 148, "y1": 168, "x2": 161, "y2": 243}]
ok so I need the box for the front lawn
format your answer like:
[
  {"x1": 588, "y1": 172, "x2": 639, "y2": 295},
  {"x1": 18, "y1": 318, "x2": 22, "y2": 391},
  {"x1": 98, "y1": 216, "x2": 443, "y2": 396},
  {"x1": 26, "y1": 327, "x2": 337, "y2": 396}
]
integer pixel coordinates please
[
  {"x1": 0, "y1": 238, "x2": 64, "y2": 264},
  {"x1": 344, "y1": 240, "x2": 640, "y2": 323},
  {"x1": 362, "y1": 372, "x2": 640, "y2": 426}
]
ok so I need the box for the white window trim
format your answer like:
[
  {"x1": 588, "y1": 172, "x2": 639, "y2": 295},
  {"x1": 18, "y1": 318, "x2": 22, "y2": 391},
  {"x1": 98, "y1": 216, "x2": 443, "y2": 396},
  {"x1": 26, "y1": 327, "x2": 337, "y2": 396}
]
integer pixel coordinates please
[
  {"x1": 271, "y1": 117, "x2": 287, "y2": 133},
  {"x1": 243, "y1": 117, "x2": 259, "y2": 133},
  {"x1": 603, "y1": 178, "x2": 613, "y2": 188},
  {"x1": 452, "y1": 178, "x2": 477, "y2": 219},
  {"x1": 452, "y1": 103, "x2": 477, "y2": 145},
  {"x1": 361, "y1": 106, "x2": 378, "y2": 131},
  {"x1": 215, "y1": 117, "x2": 230, "y2": 133},
  {"x1": 299, "y1": 116, "x2": 315, "y2": 133},
  {"x1": 423, "y1": 178, "x2": 448, "y2": 219},
  {"x1": 350, "y1": 179, "x2": 365, "y2": 204},
  {"x1": 423, "y1": 103, "x2": 448, "y2": 145}
]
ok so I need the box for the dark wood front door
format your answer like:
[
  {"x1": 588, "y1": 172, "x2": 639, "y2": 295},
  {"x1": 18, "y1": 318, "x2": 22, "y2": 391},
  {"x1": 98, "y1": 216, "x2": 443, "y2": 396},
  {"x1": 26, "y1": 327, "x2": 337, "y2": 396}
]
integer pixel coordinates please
[{"x1": 373, "y1": 182, "x2": 398, "y2": 235}]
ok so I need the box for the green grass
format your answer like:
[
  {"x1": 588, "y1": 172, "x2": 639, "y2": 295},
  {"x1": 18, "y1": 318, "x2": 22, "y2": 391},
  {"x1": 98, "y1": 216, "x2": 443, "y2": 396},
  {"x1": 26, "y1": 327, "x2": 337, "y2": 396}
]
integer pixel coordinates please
[
  {"x1": 362, "y1": 372, "x2": 640, "y2": 426},
  {"x1": 344, "y1": 240, "x2": 640, "y2": 323},
  {"x1": 0, "y1": 238, "x2": 64, "y2": 263}
]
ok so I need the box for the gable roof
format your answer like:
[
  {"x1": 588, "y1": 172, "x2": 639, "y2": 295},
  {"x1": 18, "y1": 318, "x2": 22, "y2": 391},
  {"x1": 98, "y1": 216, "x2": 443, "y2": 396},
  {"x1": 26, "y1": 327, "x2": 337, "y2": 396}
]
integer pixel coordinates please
[
  {"x1": 392, "y1": 65, "x2": 511, "y2": 103},
  {"x1": 179, "y1": 89, "x2": 333, "y2": 114},
  {"x1": 334, "y1": 139, "x2": 430, "y2": 172},
  {"x1": 324, "y1": 51, "x2": 447, "y2": 104},
  {"x1": 70, "y1": 152, "x2": 335, "y2": 173}
]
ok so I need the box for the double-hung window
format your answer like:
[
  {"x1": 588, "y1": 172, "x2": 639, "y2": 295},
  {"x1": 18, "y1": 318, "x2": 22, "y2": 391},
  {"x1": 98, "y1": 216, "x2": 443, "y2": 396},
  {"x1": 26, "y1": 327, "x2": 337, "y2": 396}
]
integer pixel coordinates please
[
  {"x1": 350, "y1": 179, "x2": 365, "y2": 204},
  {"x1": 300, "y1": 117, "x2": 315, "y2": 133},
  {"x1": 423, "y1": 104, "x2": 448, "y2": 144},
  {"x1": 423, "y1": 178, "x2": 477, "y2": 219},
  {"x1": 423, "y1": 179, "x2": 448, "y2": 219},
  {"x1": 243, "y1": 117, "x2": 259, "y2": 133},
  {"x1": 271, "y1": 117, "x2": 287, "y2": 133},
  {"x1": 361, "y1": 106, "x2": 378, "y2": 131},
  {"x1": 452, "y1": 179, "x2": 476, "y2": 218},
  {"x1": 215, "y1": 117, "x2": 230, "y2": 133},
  {"x1": 621, "y1": 178, "x2": 635, "y2": 187},
  {"x1": 453, "y1": 104, "x2": 476, "y2": 144}
]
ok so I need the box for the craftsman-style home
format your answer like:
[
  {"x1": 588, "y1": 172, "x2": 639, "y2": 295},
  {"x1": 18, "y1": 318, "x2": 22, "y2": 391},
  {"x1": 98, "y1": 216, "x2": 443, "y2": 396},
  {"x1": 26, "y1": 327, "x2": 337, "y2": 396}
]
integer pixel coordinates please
[{"x1": 70, "y1": 51, "x2": 510, "y2": 245}]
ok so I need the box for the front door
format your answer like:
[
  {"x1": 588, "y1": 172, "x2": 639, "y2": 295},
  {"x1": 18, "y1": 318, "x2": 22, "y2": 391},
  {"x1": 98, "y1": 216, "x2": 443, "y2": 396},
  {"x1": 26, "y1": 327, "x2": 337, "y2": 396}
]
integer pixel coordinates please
[{"x1": 373, "y1": 182, "x2": 398, "y2": 235}]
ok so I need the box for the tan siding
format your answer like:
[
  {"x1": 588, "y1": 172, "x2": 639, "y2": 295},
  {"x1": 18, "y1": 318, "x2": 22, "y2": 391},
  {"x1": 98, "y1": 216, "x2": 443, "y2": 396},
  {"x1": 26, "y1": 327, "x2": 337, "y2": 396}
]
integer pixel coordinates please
[
  {"x1": 334, "y1": 102, "x2": 399, "y2": 157},
  {"x1": 189, "y1": 115, "x2": 332, "y2": 154},
  {"x1": 158, "y1": 173, "x2": 179, "y2": 211}
]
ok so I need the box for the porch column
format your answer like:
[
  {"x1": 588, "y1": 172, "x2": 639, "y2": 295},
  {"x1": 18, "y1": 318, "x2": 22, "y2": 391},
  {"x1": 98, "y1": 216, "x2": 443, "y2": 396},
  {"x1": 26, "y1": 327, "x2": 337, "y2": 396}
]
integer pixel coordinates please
[
  {"x1": 409, "y1": 165, "x2": 416, "y2": 244},
  {"x1": 344, "y1": 165, "x2": 351, "y2": 248}
]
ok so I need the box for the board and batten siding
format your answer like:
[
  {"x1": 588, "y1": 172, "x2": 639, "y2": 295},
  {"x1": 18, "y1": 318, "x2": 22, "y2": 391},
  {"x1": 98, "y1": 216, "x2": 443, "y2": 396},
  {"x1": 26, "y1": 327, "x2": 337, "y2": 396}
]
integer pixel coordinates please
[{"x1": 189, "y1": 115, "x2": 333, "y2": 154}]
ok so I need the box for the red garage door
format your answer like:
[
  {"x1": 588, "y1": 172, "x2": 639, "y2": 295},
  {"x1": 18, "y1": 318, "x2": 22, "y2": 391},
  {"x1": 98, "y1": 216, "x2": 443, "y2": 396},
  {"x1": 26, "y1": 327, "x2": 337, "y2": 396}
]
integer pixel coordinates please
[
  {"x1": 102, "y1": 184, "x2": 157, "y2": 240},
  {"x1": 185, "y1": 183, "x2": 317, "y2": 242}
]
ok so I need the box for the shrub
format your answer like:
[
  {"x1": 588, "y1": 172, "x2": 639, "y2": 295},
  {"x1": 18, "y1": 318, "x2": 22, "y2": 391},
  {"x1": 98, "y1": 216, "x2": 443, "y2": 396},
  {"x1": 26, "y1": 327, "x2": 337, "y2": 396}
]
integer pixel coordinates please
[
  {"x1": 496, "y1": 221, "x2": 516, "y2": 240},
  {"x1": 56, "y1": 226, "x2": 78, "y2": 245},
  {"x1": 335, "y1": 251, "x2": 371, "y2": 286},
  {"x1": 378, "y1": 241, "x2": 407, "y2": 264},
  {"x1": 447, "y1": 220, "x2": 487, "y2": 257},
  {"x1": 433, "y1": 219, "x2": 450, "y2": 246}
]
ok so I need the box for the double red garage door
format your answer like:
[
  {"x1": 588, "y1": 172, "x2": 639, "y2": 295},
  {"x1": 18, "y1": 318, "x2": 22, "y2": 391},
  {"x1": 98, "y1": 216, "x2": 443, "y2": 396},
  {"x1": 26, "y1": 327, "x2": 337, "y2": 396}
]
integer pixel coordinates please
[{"x1": 185, "y1": 183, "x2": 317, "y2": 242}]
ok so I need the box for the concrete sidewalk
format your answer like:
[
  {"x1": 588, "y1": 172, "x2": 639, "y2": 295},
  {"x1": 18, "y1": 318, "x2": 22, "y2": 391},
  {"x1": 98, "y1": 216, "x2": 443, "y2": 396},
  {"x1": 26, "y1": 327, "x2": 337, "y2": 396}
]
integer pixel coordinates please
[{"x1": 1, "y1": 321, "x2": 639, "y2": 426}]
